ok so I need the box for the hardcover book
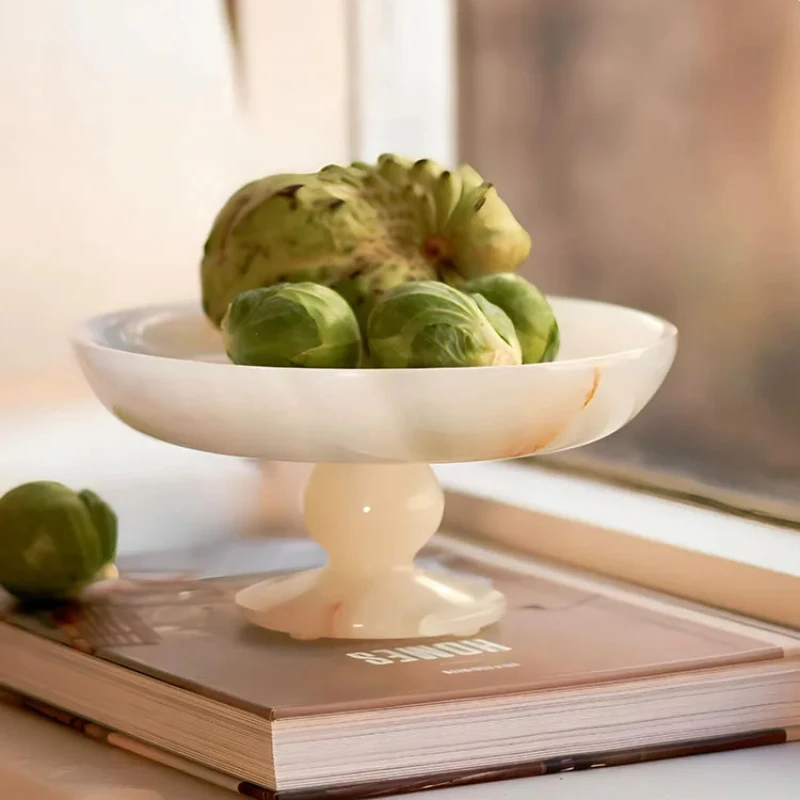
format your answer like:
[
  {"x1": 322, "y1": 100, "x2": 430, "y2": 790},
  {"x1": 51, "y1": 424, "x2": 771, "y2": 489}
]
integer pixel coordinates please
[{"x1": 1, "y1": 535, "x2": 799, "y2": 797}]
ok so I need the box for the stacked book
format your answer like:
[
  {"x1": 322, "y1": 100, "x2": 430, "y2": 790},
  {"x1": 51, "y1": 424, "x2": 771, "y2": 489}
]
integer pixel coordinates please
[{"x1": 2, "y1": 535, "x2": 799, "y2": 798}]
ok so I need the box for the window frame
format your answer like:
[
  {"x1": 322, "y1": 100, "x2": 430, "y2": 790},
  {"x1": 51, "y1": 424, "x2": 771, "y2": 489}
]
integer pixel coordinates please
[{"x1": 351, "y1": 0, "x2": 457, "y2": 165}]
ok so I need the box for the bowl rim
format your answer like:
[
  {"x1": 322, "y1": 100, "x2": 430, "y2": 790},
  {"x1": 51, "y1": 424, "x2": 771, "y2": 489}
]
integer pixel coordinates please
[{"x1": 70, "y1": 295, "x2": 678, "y2": 377}]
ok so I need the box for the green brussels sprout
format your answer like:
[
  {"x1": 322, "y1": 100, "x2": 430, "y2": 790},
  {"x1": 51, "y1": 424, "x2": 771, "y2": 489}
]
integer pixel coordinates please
[
  {"x1": 0, "y1": 481, "x2": 118, "y2": 601},
  {"x1": 222, "y1": 282, "x2": 363, "y2": 368},
  {"x1": 367, "y1": 281, "x2": 522, "y2": 368},
  {"x1": 461, "y1": 273, "x2": 560, "y2": 363}
]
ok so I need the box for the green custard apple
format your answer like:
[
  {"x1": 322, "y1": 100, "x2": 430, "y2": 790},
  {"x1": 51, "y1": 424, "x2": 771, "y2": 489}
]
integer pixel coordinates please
[{"x1": 200, "y1": 155, "x2": 531, "y2": 328}]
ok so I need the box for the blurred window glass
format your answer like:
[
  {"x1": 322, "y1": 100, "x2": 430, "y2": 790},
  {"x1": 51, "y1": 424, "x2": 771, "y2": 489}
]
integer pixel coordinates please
[{"x1": 456, "y1": 0, "x2": 800, "y2": 513}]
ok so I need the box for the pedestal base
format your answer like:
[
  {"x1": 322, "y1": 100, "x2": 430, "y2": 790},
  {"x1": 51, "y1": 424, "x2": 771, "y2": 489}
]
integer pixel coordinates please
[
  {"x1": 235, "y1": 565, "x2": 505, "y2": 640},
  {"x1": 236, "y1": 462, "x2": 507, "y2": 640}
]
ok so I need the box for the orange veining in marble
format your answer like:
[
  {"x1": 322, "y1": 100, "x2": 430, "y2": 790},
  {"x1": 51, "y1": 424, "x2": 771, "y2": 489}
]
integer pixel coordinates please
[
  {"x1": 583, "y1": 367, "x2": 602, "y2": 408},
  {"x1": 502, "y1": 422, "x2": 567, "y2": 460},
  {"x1": 502, "y1": 369, "x2": 603, "y2": 459}
]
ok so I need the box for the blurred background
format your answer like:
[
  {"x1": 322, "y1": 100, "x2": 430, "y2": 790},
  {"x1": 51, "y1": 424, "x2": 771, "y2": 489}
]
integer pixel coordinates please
[
  {"x1": 1, "y1": 0, "x2": 798, "y2": 515},
  {"x1": 457, "y1": 0, "x2": 800, "y2": 509}
]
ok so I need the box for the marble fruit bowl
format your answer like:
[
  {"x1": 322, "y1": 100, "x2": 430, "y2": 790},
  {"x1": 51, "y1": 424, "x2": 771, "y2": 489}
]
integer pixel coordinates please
[{"x1": 72, "y1": 297, "x2": 677, "y2": 640}]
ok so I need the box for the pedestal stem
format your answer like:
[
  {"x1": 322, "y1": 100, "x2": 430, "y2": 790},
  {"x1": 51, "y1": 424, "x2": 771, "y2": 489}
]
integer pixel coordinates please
[
  {"x1": 235, "y1": 462, "x2": 506, "y2": 639},
  {"x1": 303, "y1": 462, "x2": 443, "y2": 579}
]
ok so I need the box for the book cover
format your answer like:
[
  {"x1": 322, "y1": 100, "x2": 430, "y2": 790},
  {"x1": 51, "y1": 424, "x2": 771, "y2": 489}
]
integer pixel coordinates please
[{"x1": 1, "y1": 536, "x2": 790, "y2": 719}]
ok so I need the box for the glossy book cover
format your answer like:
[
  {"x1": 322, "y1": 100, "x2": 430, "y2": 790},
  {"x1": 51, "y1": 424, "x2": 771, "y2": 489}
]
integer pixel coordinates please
[{"x1": 2, "y1": 536, "x2": 791, "y2": 719}]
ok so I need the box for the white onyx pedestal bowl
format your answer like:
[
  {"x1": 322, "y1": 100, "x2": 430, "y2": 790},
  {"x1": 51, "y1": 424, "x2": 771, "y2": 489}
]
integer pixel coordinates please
[{"x1": 72, "y1": 297, "x2": 676, "y2": 640}]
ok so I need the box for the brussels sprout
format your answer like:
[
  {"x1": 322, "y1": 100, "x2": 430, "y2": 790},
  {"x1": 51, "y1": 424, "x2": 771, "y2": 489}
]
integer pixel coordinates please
[
  {"x1": 461, "y1": 273, "x2": 560, "y2": 363},
  {"x1": 0, "y1": 481, "x2": 118, "y2": 601},
  {"x1": 367, "y1": 281, "x2": 522, "y2": 368},
  {"x1": 222, "y1": 283, "x2": 363, "y2": 368},
  {"x1": 470, "y1": 292, "x2": 520, "y2": 352}
]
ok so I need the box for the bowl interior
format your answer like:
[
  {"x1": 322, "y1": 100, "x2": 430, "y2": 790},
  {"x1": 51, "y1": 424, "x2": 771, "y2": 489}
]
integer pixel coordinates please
[{"x1": 78, "y1": 297, "x2": 673, "y2": 367}]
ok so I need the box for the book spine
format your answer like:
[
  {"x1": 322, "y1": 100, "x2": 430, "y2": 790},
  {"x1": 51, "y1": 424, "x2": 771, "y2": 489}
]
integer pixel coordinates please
[{"x1": 11, "y1": 694, "x2": 273, "y2": 800}]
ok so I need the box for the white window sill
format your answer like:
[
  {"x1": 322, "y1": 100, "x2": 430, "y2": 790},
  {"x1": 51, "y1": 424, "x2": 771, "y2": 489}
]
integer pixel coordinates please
[
  {"x1": 0, "y1": 402, "x2": 266, "y2": 556},
  {"x1": 435, "y1": 461, "x2": 800, "y2": 577}
]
